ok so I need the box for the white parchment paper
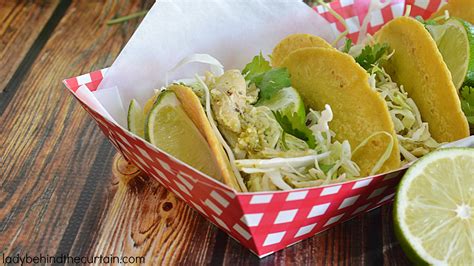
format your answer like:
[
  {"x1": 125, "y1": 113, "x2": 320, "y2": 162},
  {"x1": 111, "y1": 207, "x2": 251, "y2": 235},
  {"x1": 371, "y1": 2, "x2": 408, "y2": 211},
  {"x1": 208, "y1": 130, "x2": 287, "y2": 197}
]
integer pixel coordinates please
[{"x1": 94, "y1": 0, "x2": 336, "y2": 126}]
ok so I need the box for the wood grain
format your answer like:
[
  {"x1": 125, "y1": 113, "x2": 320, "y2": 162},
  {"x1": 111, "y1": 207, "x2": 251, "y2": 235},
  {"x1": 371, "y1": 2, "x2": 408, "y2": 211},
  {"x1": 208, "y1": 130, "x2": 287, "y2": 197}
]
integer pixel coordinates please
[
  {"x1": 0, "y1": 1, "x2": 411, "y2": 265},
  {"x1": 91, "y1": 155, "x2": 219, "y2": 265},
  {"x1": 0, "y1": 0, "x2": 154, "y2": 258},
  {"x1": 0, "y1": 0, "x2": 60, "y2": 93}
]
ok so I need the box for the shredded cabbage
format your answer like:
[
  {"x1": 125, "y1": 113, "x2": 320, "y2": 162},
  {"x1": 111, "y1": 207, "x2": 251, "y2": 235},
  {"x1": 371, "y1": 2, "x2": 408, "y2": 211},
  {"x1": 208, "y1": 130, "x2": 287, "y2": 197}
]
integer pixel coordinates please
[
  {"x1": 266, "y1": 171, "x2": 293, "y2": 190},
  {"x1": 236, "y1": 153, "x2": 330, "y2": 170},
  {"x1": 234, "y1": 105, "x2": 361, "y2": 192},
  {"x1": 368, "y1": 64, "x2": 442, "y2": 162},
  {"x1": 353, "y1": 131, "x2": 394, "y2": 175}
]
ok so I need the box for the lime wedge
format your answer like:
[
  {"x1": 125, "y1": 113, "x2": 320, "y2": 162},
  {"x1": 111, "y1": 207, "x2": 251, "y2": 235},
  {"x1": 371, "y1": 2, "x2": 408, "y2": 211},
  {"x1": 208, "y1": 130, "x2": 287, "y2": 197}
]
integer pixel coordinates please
[
  {"x1": 256, "y1": 87, "x2": 306, "y2": 121},
  {"x1": 127, "y1": 99, "x2": 145, "y2": 138},
  {"x1": 394, "y1": 148, "x2": 474, "y2": 265},
  {"x1": 145, "y1": 91, "x2": 221, "y2": 178},
  {"x1": 427, "y1": 18, "x2": 474, "y2": 89}
]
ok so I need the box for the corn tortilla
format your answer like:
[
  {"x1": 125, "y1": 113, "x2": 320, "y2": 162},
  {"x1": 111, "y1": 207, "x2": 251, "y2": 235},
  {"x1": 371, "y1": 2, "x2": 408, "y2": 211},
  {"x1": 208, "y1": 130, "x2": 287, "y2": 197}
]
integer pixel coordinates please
[
  {"x1": 431, "y1": 0, "x2": 474, "y2": 24},
  {"x1": 375, "y1": 17, "x2": 470, "y2": 142},
  {"x1": 271, "y1": 33, "x2": 333, "y2": 67},
  {"x1": 169, "y1": 84, "x2": 242, "y2": 191},
  {"x1": 282, "y1": 47, "x2": 401, "y2": 176}
]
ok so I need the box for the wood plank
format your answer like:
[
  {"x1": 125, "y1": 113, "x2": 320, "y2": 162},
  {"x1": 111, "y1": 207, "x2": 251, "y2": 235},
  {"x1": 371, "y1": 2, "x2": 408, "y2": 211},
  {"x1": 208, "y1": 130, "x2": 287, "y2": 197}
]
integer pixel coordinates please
[
  {"x1": 90, "y1": 156, "x2": 218, "y2": 265},
  {"x1": 0, "y1": 0, "x2": 60, "y2": 93},
  {"x1": 0, "y1": 0, "x2": 154, "y2": 258},
  {"x1": 381, "y1": 205, "x2": 412, "y2": 266}
]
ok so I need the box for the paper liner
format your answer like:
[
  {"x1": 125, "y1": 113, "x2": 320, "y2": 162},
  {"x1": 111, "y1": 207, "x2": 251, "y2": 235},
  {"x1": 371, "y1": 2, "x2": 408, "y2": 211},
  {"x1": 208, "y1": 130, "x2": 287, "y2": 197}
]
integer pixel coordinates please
[{"x1": 64, "y1": 0, "x2": 467, "y2": 257}]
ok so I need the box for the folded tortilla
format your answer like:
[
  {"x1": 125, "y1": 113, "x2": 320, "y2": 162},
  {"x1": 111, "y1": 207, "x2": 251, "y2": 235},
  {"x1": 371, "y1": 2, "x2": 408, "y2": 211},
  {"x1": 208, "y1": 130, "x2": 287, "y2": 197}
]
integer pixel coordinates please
[
  {"x1": 281, "y1": 47, "x2": 401, "y2": 176},
  {"x1": 271, "y1": 33, "x2": 333, "y2": 67},
  {"x1": 431, "y1": 0, "x2": 474, "y2": 24},
  {"x1": 375, "y1": 16, "x2": 470, "y2": 142},
  {"x1": 170, "y1": 84, "x2": 242, "y2": 191}
]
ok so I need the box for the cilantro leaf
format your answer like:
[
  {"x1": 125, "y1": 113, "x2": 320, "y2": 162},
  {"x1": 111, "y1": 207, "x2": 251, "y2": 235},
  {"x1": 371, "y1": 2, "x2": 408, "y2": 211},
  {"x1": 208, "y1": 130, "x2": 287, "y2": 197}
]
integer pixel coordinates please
[
  {"x1": 243, "y1": 53, "x2": 291, "y2": 102},
  {"x1": 319, "y1": 164, "x2": 335, "y2": 174},
  {"x1": 274, "y1": 109, "x2": 315, "y2": 149},
  {"x1": 242, "y1": 53, "x2": 291, "y2": 101},
  {"x1": 415, "y1": 15, "x2": 438, "y2": 26},
  {"x1": 460, "y1": 86, "x2": 474, "y2": 125},
  {"x1": 355, "y1": 43, "x2": 390, "y2": 71},
  {"x1": 342, "y1": 38, "x2": 353, "y2": 53},
  {"x1": 242, "y1": 53, "x2": 271, "y2": 82},
  {"x1": 253, "y1": 68, "x2": 292, "y2": 101}
]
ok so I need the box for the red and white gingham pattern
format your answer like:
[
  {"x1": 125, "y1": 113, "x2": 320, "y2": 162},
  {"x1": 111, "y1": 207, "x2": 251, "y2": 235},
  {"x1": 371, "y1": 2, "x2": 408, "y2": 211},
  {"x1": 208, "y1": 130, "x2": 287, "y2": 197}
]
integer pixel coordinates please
[
  {"x1": 316, "y1": 0, "x2": 446, "y2": 43},
  {"x1": 63, "y1": 0, "x2": 440, "y2": 257}
]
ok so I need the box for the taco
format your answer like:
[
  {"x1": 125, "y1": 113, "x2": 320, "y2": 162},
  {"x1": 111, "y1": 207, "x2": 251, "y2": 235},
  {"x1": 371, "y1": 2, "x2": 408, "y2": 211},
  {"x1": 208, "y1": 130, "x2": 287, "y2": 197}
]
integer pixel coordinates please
[
  {"x1": 374, "y1": 16, "x2": 470, "y2": 143},
  {"x1": 170, "y1": 84, "x2": 245, "y2": 191},
  {"x1": 273, "y1": 18, "x2": 469, "y2": 164},
  {"x1": 128, "y1": 83, "x2": 245, "y2": 191},
  {"x1": 280, "y1": 47, "x2": 400, "y2": 176}
]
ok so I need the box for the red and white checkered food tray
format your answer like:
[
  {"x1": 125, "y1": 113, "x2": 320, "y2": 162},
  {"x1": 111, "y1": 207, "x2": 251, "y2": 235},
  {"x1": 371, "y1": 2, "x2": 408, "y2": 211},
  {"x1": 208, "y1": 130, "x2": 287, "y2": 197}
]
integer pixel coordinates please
[{"x1": 63, "y1": 0, "x2": 447, "y2": 257}]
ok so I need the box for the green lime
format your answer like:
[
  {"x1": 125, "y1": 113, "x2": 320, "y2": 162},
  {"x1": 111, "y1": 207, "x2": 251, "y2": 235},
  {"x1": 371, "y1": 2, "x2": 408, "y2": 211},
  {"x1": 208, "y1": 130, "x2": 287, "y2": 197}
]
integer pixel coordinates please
[
  {"x1": 127, "y1": 99, "x2": 145, "y2": 138},
  {"x1": 145, "y1": 91, "x2": 221, "y2": 178},
  {"x1": 394, "y1": 148, "x2": 474, "y2": 265},
  {"x1": 256, "y1": 87, "x2": 306, "y2": 121},
  {"x1": 427, "y1": 18, "x2": 474, "y2": 89}
]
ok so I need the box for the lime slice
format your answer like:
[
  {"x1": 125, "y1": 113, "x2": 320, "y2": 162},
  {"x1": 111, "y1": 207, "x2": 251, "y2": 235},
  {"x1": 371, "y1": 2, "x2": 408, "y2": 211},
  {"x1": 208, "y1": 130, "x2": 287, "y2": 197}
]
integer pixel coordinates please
[
  {"x1": 257, "y1": 87, "x2": 305, "y2": 120},
  {"x1": 427, "y1": 18, "x2": 474, "y2": 89},
  {"x1": 394, "y1": 148, "x2": 474, "y2": 265},
  {"x1": 145, "y1": 91, "x2": 221, "y2": 178},
  {"x1": 127, "y1": 99, "x2": 145, "y2": 138}
]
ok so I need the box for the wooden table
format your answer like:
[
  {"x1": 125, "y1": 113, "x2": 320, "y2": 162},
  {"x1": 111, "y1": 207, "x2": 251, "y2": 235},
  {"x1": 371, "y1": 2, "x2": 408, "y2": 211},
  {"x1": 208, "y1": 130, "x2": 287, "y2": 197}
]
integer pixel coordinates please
[{"x1": 1, "y1": 1, "x2": 411, "y2": 264}]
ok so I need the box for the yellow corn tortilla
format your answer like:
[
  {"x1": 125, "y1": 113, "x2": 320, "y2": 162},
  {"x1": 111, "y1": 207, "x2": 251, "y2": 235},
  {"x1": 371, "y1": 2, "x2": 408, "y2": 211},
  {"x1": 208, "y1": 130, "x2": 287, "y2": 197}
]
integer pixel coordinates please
[
  {"x1": 271, "y1": 33, "x2": 333, "y2": 67},
  {"x1": 375, "y1": 16, "x2": 470, "y2": 142},
  {"x1": 169, "y1": 84, "x2": 242, "y2": 191},
  {"x1": 282, "y1": 47, "x2": 401, "y2": 176},
  {"x1": 431, "y1": 0, "x2": 474, "y2": 24},
  {"x1": 144, "y1": 92, "x2": 159, "y2": 115}
]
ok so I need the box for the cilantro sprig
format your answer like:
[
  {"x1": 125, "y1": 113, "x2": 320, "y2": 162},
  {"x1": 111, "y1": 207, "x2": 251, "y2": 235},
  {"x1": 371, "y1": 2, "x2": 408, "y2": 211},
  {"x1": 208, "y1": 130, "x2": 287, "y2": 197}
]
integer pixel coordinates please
[
  {"x1": 342, "y1": 38, "x2": 353, "y2": 53},
  {"x1": 107, "y1": 10, "x2": 148, "y2": 25},
  {"x1": 242, "y1": 52, "x2": 271, "y2": 81},
  {"x1": 243, "y1": 53, "x2": 314, "y2": 146},
  {"x1": 274, "y1": 109, "x2": 316, "y2": 149},
  {"x1": 243, "y1": 53, "x2": 291, "y2": 102},
  {"x1": 415, "y1": 15, "x2": 439, "y2": 26},
  {"x1": 354, "y1": 43, "x2": 390, "y2": 71},
  {"x1": 460, "y1": 86, "x2": 474, "y2": 125}
]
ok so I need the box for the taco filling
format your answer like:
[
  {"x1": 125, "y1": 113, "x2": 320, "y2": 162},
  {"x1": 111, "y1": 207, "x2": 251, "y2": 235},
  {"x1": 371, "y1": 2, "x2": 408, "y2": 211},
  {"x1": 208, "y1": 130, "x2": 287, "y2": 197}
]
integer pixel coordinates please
[
  {"x1": 170, "y1": 54, "x2": 362, "y2": 192},
  {"x1": 348, "y1": 41, "x2": 443, "y2": 163}
]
